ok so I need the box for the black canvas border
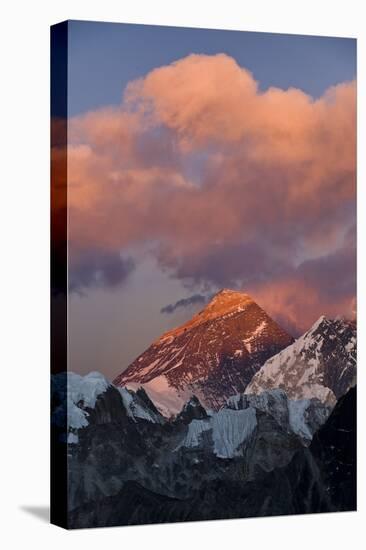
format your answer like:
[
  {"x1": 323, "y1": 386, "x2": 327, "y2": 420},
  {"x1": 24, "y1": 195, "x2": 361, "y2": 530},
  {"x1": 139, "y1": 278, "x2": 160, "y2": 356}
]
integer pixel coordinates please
[{"x1": 50, "y1": 20, "x2": 68, "y2": 529}]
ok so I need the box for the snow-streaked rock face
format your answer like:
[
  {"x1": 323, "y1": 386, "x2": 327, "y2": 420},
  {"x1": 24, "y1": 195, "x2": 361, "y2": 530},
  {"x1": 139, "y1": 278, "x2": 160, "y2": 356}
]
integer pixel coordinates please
[
  {"x1": 126, "y1": 376, "x2": 190, "y2": 417},
  {"x1": 245, "y1": 316, "x2": 356, "y2": 406},
  {"x1": 226, "y1": 388, "x2": 331, "y2": 442},
  {"x1": 51, "y1": 372, "x2": 164, "y2": 440},
  {"x1": 175, "y1": 395, "x2": 209, "y2": 424},
  {"x1": 118, "y1": 387, "x2": 163, "y2": 424},
  {"x1": 176, "y1": 387, "x2": 329, "y2": 459},
  {"x1": 114, "y1": 289, "x2": 294, "y2": 413},
  {"x1": 227, "y1": 389, "x2": 290, "y2": 428},
  {"x1": 52, "y1": 371, "x2": 111, "y2": 431},
  {"x1": 287, "y1": 399, "x2": 330, "y2": 441}
]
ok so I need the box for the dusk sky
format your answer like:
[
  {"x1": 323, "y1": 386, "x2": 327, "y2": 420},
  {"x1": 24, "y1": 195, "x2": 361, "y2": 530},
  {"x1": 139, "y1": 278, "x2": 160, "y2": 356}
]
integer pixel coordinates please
[{"x1": 64, "y1": 21, "x2": 356, "y2": 379}]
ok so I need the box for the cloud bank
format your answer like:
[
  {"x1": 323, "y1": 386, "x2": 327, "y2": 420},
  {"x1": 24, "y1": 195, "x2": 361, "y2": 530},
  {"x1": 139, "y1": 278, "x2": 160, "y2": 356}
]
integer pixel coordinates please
[
  {"x1": 69, "y1": 248, "x2": 135, "y2": 294},
  {"x1": 61, "y1": 54, "x2": 356, "y2": 331}
]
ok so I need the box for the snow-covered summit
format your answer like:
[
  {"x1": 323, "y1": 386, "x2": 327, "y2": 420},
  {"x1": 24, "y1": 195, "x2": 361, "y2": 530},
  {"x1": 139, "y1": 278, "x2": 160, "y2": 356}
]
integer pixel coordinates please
[
  {"x1": 157, "y1": 289, "x2": 255, "y2": 342},
  {"x1": 114, "y1": 289, "x2": 294, "y2": 412},
  {"x1": 245, "y1": 316, "x2": 356, "y2": 406}
]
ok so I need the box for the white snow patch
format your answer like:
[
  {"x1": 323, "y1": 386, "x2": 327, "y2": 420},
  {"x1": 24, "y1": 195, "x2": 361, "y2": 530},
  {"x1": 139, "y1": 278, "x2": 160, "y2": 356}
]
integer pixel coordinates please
[
  {"x1": 244, "y1": 315, "x2": 351, "y2": 405},
  {"x1": 288, "y1": 398, "x2": 331, "y2": 441},
  {"x1": 243, "y1": 320, "x2": 267, "y2": 353},
  {"x1": 68, "y1": 371, "x2": 110, "y2": 409},
  {"x1": 345, "y1": 340, "x2": 355, "y2": 352},
  {"x1": 64, "y1": 371, "x2": 111, "y2": 430},
  {"x1": 296, "y1": 384, "x2": 336, "y2": 406},
  {"x1": 288, "y1": 400, "x2": 314, "y2": 440},
  {"x1": 159, "y1": 335, "x2": 175, "y2": 345},
  {"x1": 117, "y1": 387, "x2": 159, "y2": 423},
  {"x1": 136, "y1": 358, "x2": 161, "y2": 376},
  {"x1": 126, "y1": 376, "x2": 190, "y2": 417}
]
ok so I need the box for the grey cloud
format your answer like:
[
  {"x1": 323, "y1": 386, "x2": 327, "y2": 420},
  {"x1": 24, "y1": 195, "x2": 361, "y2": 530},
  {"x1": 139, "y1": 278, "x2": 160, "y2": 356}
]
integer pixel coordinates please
[
  {"x1": 161, "y1": 294, "x2": 208, "y2": 314},
  {"x1": 69, "y1": 249, "x2": 135, "y2": 294},
  {"x1": 158, "y1": 239, "x2": 292, "y2": 290}
]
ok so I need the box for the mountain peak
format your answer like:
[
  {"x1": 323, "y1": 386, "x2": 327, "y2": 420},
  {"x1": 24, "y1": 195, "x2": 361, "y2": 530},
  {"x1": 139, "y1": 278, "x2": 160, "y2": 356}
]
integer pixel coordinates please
[
  {"x1": 245, "y1": 314, "x2": 357, "y2": 404},
  {"x1": 114, "y1": 287, "x2": 294, "y2": 411},
  {"x1": 305, "y1": 315, "x2": 355, "y2": 340},
  {"x1": 158, "y1": 289, "x2": 254, "y2": 342},
  {"x1": 306, "y1": 315, "x2": 329, "y2": 333},
  {"x1": 215, "y1": 288, "x2": 250, "y2": 296},
  {"x1": 211, "y1": 288, "x2": 254, "y2": 302},
  {"x1": 207, "y1": 288, "x2": 254, "y2": 311}
]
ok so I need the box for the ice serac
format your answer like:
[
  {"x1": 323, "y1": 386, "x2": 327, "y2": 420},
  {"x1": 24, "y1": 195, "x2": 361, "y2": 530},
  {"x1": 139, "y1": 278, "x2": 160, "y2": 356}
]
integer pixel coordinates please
[
  {"x1": 177, "y1": 407, "x2": 257, "y2": 459},
  {"x1": 226, "y1": 388, "x2": 331, "y2": 443},
  {"x1": 113, "y1": 289, "x2": 294, "y2": 413},
  {"x1": 245, "y1": 316, "x2": 356, "y2": 406}
]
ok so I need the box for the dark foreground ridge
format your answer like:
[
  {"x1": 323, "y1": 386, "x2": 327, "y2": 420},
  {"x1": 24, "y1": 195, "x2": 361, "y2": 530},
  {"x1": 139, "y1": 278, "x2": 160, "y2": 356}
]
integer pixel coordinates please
[{"x1": 66, "y1": 386, "x2": 356, "y2": 528}]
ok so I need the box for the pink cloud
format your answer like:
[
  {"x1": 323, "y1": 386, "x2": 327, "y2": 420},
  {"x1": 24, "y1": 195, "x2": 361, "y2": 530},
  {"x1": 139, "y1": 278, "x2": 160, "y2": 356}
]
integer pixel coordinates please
[{"x1": 61, "y1": 54, "x2": 356, "y2": 327}]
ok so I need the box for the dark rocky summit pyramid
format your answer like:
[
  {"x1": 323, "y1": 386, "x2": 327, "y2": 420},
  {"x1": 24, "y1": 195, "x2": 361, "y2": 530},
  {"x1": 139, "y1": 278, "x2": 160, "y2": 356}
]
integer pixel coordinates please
[{"x1": 113, "y1": 289, "x2": 294, "y2": 413}]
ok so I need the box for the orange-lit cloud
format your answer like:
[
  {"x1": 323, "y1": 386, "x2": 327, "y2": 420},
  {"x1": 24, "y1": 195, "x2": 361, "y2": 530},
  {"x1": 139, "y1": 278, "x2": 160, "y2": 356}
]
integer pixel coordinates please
[
  {"x1": 60, "y1": 54, "x2": 356, "y2": 330},
  {"x1": 249, "y1": 232, "x2": 356, "y2": 334}
]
